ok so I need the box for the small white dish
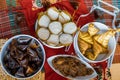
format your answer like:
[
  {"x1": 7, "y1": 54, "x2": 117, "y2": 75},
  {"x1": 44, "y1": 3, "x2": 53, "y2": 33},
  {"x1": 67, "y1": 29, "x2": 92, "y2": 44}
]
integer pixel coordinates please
[
  {"x1": 47, "y1": 55, "x2": 97, "y2": 80},
  {"x1": 74, "y1": 22, "x2": 116, "y2": 63}
]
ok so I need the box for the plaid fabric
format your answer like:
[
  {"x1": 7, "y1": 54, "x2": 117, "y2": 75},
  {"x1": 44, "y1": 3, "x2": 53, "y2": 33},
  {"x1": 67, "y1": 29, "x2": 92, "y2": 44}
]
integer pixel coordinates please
[
  {"x1": 84, "y1": 0, "x2": 120, "y2": 27},
  {"x1": 0, "y1": 0, "x2": 30, "y2": 38}
]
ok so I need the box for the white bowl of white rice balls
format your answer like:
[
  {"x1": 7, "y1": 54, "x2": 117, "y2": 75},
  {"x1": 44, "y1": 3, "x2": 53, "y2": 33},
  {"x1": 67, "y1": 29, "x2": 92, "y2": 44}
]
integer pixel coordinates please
[{"x1": 35, "y1": 7, "x2": 77, "y2": 49}]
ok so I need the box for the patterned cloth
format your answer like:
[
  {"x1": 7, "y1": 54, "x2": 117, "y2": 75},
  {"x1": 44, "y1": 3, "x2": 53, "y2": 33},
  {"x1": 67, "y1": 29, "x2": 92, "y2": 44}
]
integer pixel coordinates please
[
  {"x1": 84, "y1": 0, "x2": 120, "y2": 28},
  {"x1": 0, "y1": 0, "x2": 30, "y2": 38}
]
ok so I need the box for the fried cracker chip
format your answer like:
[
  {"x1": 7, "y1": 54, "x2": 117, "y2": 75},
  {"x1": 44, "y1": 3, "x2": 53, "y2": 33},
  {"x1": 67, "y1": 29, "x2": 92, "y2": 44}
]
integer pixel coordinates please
[
  {"x1": 78, "y1": 31, "x2": 93, "y2": 44},
  {"x1": 78, "y1": 38, "x2": 91, "y2": 54},
  {"x1": 88, "y1": 23, "x2": 99, "y2": 36}
]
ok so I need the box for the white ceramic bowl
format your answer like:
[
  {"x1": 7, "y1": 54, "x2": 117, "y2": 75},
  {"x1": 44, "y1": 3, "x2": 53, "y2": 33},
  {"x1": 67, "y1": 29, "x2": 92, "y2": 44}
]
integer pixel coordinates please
[
  {"x1": 47, "y1": 55, "x2": 97, "y2": 80},
  {"x1": 74, "y1": 22, "x2": 116, "y2": 63},
  {"x1": 35, "y1": 20, "x2": 64, "y2": 49},
  {"x1": 0, "y1": 34, "x2": 46, "y2": 79}
]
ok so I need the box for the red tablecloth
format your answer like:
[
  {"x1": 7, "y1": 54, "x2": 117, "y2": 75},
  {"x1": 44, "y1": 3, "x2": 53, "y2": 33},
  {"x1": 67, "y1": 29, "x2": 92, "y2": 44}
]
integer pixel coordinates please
[{"x1": 18, "y1": 0, "x2": 110, "y2": 80}]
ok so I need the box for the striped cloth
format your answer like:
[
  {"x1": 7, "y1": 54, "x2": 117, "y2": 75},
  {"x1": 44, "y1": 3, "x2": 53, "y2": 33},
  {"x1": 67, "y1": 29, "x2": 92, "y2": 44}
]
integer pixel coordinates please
[
  {"x1": 0, "y1": 0, "x2": 30, "y2": 38},
  {"x1": 84, "y1": 0, "x2": 120, "y2": 27}
]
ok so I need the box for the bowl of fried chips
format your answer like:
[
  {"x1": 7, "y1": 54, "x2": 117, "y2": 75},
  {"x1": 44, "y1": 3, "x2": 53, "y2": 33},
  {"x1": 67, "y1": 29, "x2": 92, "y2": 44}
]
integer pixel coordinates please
[{"x1": 74, "y1": 22, "x2": 117, "y2": 63}]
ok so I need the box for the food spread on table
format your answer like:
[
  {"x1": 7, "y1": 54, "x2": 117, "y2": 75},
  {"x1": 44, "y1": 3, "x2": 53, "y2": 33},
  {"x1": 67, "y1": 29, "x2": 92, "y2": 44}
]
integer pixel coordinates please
[{"x1": 1, "y1": 0, "x2": 120, "y2": 80}]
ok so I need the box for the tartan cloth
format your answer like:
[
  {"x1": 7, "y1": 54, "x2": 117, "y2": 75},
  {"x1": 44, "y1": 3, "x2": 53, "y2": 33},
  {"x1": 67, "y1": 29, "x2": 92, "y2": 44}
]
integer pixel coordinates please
[
  {"x1": 0, "y1": 0, "x2": 30, "y2": 38},
  {"x1": 0, "y1": 0, "x2": 120, "y2": 80},
  {"x1": 84, "y1": 0, "x2": 120, "y2": 27}
]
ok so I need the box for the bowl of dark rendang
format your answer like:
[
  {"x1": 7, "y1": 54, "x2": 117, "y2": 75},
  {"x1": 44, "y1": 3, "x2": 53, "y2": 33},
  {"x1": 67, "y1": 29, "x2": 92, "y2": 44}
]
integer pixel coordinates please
[{"x1": 0, "y1": 34, "x2": 45, "y2": 79}]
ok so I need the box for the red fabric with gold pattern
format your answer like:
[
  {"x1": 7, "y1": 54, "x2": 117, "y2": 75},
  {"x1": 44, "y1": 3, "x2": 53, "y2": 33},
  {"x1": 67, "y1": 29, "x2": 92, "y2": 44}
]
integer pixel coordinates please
[{"x1": 18, "y1": 0, "x2": 109, "y2": 80}]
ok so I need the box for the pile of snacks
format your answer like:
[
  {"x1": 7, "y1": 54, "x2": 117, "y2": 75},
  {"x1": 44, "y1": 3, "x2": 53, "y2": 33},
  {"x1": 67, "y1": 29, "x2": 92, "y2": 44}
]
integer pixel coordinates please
[
  {"x1": 36, "y1": 7, "x2": 77, "y2": 47},
  {"x1": 78, "y1": 23, "x2": 120, "y2": 60},
  {"x1": 3, "y1": 37, "x2": 43, "y2": 78}
]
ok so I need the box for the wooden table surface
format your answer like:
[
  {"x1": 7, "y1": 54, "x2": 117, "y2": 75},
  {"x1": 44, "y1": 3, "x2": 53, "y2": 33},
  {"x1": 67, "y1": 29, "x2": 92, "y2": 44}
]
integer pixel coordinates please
[
  {"x1": 113, "y1": 42, "x2": 120, "y2": 63},
  {"x1": 111, "y1": 63, "x2": 120, "y2": 80}
]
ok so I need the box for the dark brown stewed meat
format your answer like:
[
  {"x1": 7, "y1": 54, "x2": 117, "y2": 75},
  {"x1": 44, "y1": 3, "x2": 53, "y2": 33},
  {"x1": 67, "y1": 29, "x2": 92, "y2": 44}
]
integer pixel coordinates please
[
  {"x1": 52, "y1": 56, "x2": 94, "y2": 77},
  {"x1": 3, "y1": 37, "x2": 43, "y2": 78}
]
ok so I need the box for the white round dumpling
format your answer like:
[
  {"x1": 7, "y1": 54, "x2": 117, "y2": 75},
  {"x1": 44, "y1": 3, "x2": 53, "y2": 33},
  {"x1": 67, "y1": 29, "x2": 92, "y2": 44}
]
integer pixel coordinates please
[
  {"x1": 37, "y1": 28, "x2": 50, "y2": 40},
  {"x1": 58, "y1": 11, "x2": 71, "y2": 23},
  {"x1": 47, "y1": 34, "x2": 59, "y2": 46},
  {"x1": 63, "y1": 22, "x2": 77, "y2": 34},
  {"x1": 49, "y1": 21, "x2": 62, "y2": 34},
  {"x1": 38, "y1": 15, "x2": 50, "y2": 28},
  {"x1": 47, "y1": 7, "x2": 59, "y2": 20},
  {"x1": 60, "y1": 34, "x2": 73, "y2": 45}
]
